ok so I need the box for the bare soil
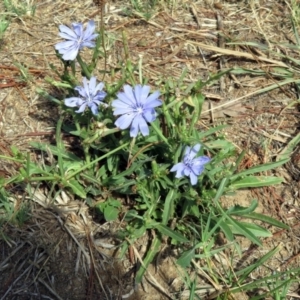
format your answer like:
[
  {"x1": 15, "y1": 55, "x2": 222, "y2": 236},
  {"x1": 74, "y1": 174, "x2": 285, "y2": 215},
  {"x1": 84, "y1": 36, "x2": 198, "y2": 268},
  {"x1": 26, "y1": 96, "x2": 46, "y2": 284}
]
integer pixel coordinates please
[{"x1": 1, "y1": 0, "x2": 300, "y2": 299}]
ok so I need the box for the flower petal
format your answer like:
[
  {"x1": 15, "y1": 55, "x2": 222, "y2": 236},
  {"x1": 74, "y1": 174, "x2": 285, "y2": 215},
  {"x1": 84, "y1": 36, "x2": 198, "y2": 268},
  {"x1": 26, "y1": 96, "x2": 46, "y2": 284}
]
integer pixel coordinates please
[
  {"x1": 93, "y1": 92, "x2": 107, "y2": 101},
  {"x1": 75, "y1": 86, "x2": 88, "y2": 98},
  {"x1": 112, "y1": 99, "x2": 131, "y2": 109},
  {"x1": 89, "y1": 76, "x2": 97, "y2": 92},
  {"x1": 89, "y1": 103, "x2": 99, "y2": 115},
  {"x1": 64, "y1": 97, "x2": 83, "y2": 107},
  {"x1": 189, "y1": 172, "x2": 198, "y2": 185},
  {"x1": 58, "y1": 24, "x2": 77, "y2": 39},
  {"x1": 113, "y1": 107, "x2": 134, "y2": 115},
  {"x1": 191, "y1": 156, "x2": 210, "y2": 175},
  {"x1": 170, "y1": 162, "x2": 185, "y2": 178},
  {"x1": 83, "y1": 20, "x2": 96, "y2": 40},
  {"x1": 55, "y1": 40, "x2": 75, "y2": 50},
  {"x1": 95, "y1": 82, "x2": 104, "y2": 92},
  {"x1": 143, "y1": 91, "x2": 162, "y2": 109},
  {"x1": 143, "y1": 108, "x2": 156, "y2": 123},
  {"x1": 123, "y1": 85, "x2": 137, "y2": 106},
  {"x1": 81, "y1": 41, "x2": 96, "y2": 49},
  {"x1": 82, "y1": 77, "x2": 90, "y2": 96},
  {"x1": 72, "y1": 23, "x2": 83, "y2": 38},
  {"x1": 129, "y1": 117, "x2": 140, "y2": 137},
  {"x1": 62, "y1": 48, "x2": 79, "y2": 61},
  {"x1": 133, "y1": 114, "x2": 149, "y2": 137},
  {"x1": 192, "y1": 144, "x2": 201, "y2": 154},
  {"x1": 115, "y1": 114, "x2": 134, "y2": 130},
  {"x1": 183, "y1": 167, "x2": 191, "y2": 176},
  {"x1": 75, "y1": 102, "x2": 88, "y2": 114},
  {"x1": 134, "y1": 85, "x2": 150, "y2": 105}
]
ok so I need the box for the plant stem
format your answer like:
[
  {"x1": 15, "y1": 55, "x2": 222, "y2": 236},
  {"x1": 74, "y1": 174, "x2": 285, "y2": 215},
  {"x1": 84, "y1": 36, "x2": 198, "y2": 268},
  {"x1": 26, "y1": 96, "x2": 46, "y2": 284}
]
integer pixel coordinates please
[
  {"x1": 66, "y1": 142, "x2": 129, "y2": 180},
  {"x1": 77, "y1": 54, "x2": 91, "y2": 79}
]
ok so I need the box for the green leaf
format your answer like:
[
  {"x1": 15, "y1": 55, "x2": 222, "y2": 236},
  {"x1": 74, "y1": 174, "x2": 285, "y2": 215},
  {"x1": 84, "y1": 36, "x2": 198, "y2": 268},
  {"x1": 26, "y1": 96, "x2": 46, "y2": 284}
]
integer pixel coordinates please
[
  {"x1": 226, "y1": 200, "x2": 258, "y2": 215},
  {"x1": 218, "y1": 220, "x2": 234, "y2": 241},
  {"x1": 277, "y1": 132, "x2": 300, "y2": 161},
  {"x1": 156, "y1": 224, "x2": 189, "y2": 243},
  {"x1": 177, "y1": 247, "x2": 195, "y2": 268},
  {"x1": 124, "y1": 209, "x2": 139, "y2": 221},
  {"x1": 30, "y1": 142, "x2": 81, "y2": 161},
  {"x1": 230, "y1": 176, "x2": 283, "y2": 189},
  {"x1": 104, "y1": 206, "x2": 119, "y2": 221},
  {"x1": 67, "y1": 179, "x2": 86, "y2": 198},
  {"x1": 135, "y1": 236, "x2": 161, "y2": 284},
  {"x1": 230, "y1": 159, "x2": 289, "y2": 182},
  {"x1": 237, "y1": 212, "x2": 289, "y2": 230},
  {"x1": 235, "y1": 245, "x2": 281, "y2": 284},
  {"x1": 229, "y1": 222, "x2": 272, "y2": 237},
  {"x1": 226, "y1": 217, "x2": 262, "y2": 246},
  {"x1": 162, "y1": 189, "x2": 177, "y2": 225}
]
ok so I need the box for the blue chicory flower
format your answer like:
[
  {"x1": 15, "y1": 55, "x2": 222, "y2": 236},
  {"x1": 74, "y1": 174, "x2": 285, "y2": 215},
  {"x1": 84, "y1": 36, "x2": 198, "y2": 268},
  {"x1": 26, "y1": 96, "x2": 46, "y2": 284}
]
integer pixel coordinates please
[
  {"x1": 170, "y1": 144, "x2": 211, "y2": 185},
  {"x1": 55, "y1": 20, "x2": 98, "y2": 61},
  {"x1": 64, "y1": 76, "x2": 107, "y2": 115},
  {"x1": 111, "y1": 84, "x2": 162, "y2": 137}
]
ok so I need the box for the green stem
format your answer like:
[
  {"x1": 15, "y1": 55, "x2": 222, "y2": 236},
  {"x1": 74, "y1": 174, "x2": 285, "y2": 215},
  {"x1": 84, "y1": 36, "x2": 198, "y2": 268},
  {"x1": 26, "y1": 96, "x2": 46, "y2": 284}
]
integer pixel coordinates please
[
  {"x1": 27, "y1": 176, "x2": 58, "y2": 181},
  {"x1": 66, "y1": 142, "x2": 129, "y2": 180},
  {"x1": 56, "y1": 115, "x2": 65, "y2": 178},
  {"x1": 151, "y1": 121, "x2": 171, "y2": 147},
  {"x1": 0, "y1": 155, "x2": 23, "y2": 163},
  {"x1": 77, "y1": 54, "x2": 91, "y2": 79}
]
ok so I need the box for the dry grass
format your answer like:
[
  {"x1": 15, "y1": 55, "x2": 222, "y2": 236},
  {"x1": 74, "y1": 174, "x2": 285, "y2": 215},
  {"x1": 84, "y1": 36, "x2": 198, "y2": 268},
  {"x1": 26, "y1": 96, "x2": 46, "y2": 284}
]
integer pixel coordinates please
[{"x1": 1, "y1": 0, "x2": 300, "y2": 299}]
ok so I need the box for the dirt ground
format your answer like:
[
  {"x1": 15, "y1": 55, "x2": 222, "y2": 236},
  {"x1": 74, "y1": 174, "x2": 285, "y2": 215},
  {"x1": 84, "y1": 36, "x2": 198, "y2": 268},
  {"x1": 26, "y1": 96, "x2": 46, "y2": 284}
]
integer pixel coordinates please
[{"x1": 1, "y1": 0, "x2": 300, "y2": 299}]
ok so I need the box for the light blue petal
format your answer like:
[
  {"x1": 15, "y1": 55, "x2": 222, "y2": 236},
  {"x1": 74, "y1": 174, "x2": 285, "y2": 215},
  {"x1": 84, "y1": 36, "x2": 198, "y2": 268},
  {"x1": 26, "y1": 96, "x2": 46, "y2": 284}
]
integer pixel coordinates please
[
  {"x1": 58, "y1": 32, "x2": 77, "y2": 41},
  {"x1": 83, "y1": 20, "x2": 96, "y2": 40},
  {"x1": 75, "y1": 86, "x2": 88, "y2": 98},
  {"x1": 194, "y1": 156, "x2": 211, "y2": 165},
  {"x1": 95, "y1": 82, "x2": 104, "y2": 92},
  {"x1": 129, "y1": 116, "x2": 140, "y2": 137},
  {"x1": 170, "y1": 163, "x2": 185, "y2": 178},
  {"x1": 113, "y1": 107, "x2": 134, "y2": 115},
  {"x1": 90, "y1": 99, "x2": 101, "y2": 106},
  {"x1": 187, "y1": 144, "x2": 201, "y2": 160},
  {"x1": 72, "y1": 23, "x2": 83, "y2": 38},
  {"x1": 143, "y1": 109, "x2": 156, "y2": 123},
  {"x1": 134, "y1": 115, "x2": 149, "y2": 136},
  {"x1": 55, "y1": 40, "x2": 75, "y2": 50},
  {"x1": 183, "y1": 167, "x2": 191, "y2": 176},
  {"x1": 64, "y1": 97, "x2": 83, "y2": 107},
  {"x1": 89, "y1": 33, "x2": 99, "y2": 40},
  {"x1": 123, "y1": 85, "x2": 137, "y2": 105},
  {"x1": 191, "y1": 156, "x2": 210, "y2": 175},
  {"x1": 112, "y1": 99, "x2": 131, "y2": 109},
  {"x1": 82, "y1": 42, "x2": 96, "y2": 49},
  {"x1": 117, "y1": 92, "x2": 135, "y2": 107},
  {"x1": 94, "y1": 92, "x2": 106, "y2": 101},
  {"x1": 89, "y1": 76, "x2": 97, "y2": 92},
  {"x1": 115, "y1": 114, "x2": 134, "y2": 130},
  {"x1": 89, "y1": 103, "x2": 99, "y2": 115},
  {"x1": 189, "y1": 172, "x2": 198, "y2": 185},
  {"x1": 192, "y1": 144, "x2": 201, "y2": 153},
  {"x1": 62, "y1": 48, "x2": 79, "y2": 61},
  {"x1": 134, "y1": 85, "x2": 150, "y2": 105},
  {"x1": 170, "y1": 162, "x2": 183, "y2": 172},
  {"x1": 75, "y1": 102, "x2": 87, "y2": 113},
  {"x1": 184, "y1": 146, "x2": 191, "y2": 156},
  {"x1": 143, "y1": 91, "x2": 162, "y2": 109},
  {"x1": 58, "y1": 24, "x2": 77, "y2": 39},
  {"x1": 190, "y1": 161, "x2": 204, "y2": 174},
  {"x1": 82, "y1": 77, "x2": 90, "y2": 96}
]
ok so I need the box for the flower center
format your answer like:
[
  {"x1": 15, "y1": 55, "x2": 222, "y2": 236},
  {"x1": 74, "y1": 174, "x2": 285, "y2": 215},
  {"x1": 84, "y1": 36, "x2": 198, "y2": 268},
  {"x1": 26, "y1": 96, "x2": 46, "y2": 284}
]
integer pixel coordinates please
[
  {"x1": 184, "y1": 156, "x2": 193, "y2": 168},
  {"x1": 135, "y1": 106, "x2": 143, "y2": 115}
]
